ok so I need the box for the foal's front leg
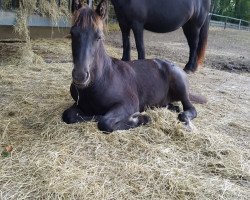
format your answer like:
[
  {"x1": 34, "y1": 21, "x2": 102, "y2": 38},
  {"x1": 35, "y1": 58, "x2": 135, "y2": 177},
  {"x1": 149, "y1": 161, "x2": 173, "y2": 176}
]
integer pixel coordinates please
[
  {"x1": 98, "y1": 106, "x2": 150, "y2": 133},
  {"x1": 62, "y1": 103, "x2": 96, "y2": 124}
]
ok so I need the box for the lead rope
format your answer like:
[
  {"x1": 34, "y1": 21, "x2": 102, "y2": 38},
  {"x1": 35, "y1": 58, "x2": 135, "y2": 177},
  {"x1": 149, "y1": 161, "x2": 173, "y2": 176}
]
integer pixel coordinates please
[
  {"x1": 75, "y1": 84, "x2": 85, "y2": 121},
  {"x1": 75, "y1": 84, "x2": 80, "y2": 106}
]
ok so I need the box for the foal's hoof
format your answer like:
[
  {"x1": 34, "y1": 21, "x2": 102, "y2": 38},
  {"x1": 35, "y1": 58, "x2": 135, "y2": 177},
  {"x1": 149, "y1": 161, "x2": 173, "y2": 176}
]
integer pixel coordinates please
[
  {"x1": 130, "y1": 113, "x2": 151, "y2": 125},
  {"x1": 178, "y1": 112, "x2": 189, "y2": 125},
  {"x1": 167, "y1": 103, "x2": 181, "y2": 113},
  {"x1": 62, "y1": 110, "x2": 79, "y2": 124},
  {"x1": 138, "y1": 114, "x2": 151, "y2": 125},
  {"x1": 97, "y1": 119, "x2": 113, "y2": 133}
]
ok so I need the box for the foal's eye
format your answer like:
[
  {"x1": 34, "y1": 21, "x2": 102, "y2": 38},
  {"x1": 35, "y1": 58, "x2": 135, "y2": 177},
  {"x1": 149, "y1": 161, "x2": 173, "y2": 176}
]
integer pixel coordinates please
[
  {"x1": 96, "y1": 34, "x2": 102, "y2": 41},
  {"x1": 96, "y1": 35, "x2": 102, "y2": 41}
]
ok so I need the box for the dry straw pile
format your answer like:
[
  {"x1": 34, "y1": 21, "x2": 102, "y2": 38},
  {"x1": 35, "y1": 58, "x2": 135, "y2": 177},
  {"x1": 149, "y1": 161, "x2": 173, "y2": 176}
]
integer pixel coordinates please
[
  {"x1": 0, "y1": 37, "x2": 249, "y2": 199},
  {"x1": 5, "y1": 0, "x2": 73, "y2": 65}
]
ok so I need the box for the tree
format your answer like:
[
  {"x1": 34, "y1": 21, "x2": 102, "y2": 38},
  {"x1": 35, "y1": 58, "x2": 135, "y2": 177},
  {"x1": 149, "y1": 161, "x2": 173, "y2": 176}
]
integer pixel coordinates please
[
  {"x1": 88, "y1": 0, "x2": 93, "y2": 7},
  {"x1": 211, "y1": 0, "x2": 250, "y2": 21}
]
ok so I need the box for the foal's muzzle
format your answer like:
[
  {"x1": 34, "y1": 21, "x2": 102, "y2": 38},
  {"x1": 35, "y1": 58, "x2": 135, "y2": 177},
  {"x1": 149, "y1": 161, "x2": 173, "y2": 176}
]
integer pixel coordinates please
[{"x1": 72, "y1": 70, "x2": 90, "y2": 88}]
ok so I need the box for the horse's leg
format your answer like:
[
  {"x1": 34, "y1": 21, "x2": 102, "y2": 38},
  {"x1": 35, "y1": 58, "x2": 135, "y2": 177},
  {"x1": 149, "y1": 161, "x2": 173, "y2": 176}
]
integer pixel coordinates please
[
  {"x1": 121, "y1": 26, "x2": 131, "y2": 61},
  {"x1": 197, "y1": 15, "x2": 209, "y2": 66},
  {"x1": 98, "y1": 105, "x2": 150, "y2": 133},
  {"x1": 132, "y1": 22, "x2": 145, "y2": 59},
  {"x1": 62, "y1": 103, "x2": 97, "y2": 124},
  {"x1": 178, "y1": 98, "x2": 197, "y2": 125},
  {"x1": 169, "y1": 68, "x2": 197, "y2": 124},
  {"x1": 167, "y1": 103, "x2": 181, "y2": 113},
  {"x1": 182, "y1": 22, "x2": 201, "y2": 73}
]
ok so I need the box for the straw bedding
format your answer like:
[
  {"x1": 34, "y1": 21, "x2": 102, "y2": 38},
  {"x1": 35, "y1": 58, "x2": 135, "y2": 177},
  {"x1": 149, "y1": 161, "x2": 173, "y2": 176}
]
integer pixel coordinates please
[{"x1": 0, "y1": 37, "x2": 249, "y2": 199}]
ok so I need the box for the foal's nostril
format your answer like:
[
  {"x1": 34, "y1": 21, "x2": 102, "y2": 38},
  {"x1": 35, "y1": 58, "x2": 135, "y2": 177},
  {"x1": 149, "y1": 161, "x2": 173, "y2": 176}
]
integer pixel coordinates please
[{"x1": 72, "y1": 70, "x2": 90, "y2": 85}]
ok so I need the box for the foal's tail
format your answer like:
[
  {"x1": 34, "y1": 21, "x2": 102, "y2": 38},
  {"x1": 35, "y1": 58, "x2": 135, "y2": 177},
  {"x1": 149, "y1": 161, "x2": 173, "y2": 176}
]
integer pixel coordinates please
[
  {"x1": 197, "y1": 14, "x2": 210, "y2": 66},
  {"x1": 189, "y1": 93, "x2": 207, "y2": 104}
]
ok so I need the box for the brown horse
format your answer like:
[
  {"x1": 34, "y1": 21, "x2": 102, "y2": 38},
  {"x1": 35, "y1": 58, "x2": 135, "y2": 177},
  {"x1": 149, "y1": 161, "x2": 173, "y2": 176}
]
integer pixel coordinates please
[{"x1": 63, "y1": 0, "x2": 206, "y2": 132}]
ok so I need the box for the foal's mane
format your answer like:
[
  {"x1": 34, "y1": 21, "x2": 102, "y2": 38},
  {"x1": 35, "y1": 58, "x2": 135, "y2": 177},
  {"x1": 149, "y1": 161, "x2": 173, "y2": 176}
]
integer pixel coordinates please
[{"x1": 72, "y1": 6, "x2": 103, "y2": 31}]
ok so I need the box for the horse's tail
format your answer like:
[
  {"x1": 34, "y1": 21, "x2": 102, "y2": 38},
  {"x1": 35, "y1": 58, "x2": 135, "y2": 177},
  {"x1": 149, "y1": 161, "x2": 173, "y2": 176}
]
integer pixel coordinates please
[
  {"x1": 189, "y1": 93, "x2": 207, "y2": 104},
  {"x1": 197, "y1": 13, "x2": 210, "y2": 66}
]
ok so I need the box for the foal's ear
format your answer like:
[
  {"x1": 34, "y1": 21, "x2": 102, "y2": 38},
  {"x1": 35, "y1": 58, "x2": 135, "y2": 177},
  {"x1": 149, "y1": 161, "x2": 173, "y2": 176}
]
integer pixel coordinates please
[
  {"x1": 71, "y1": 0, "x2": 83, "y2": 13},
  {"x1": 96, "y1": 0, "x2": 108, "y2": 19}
]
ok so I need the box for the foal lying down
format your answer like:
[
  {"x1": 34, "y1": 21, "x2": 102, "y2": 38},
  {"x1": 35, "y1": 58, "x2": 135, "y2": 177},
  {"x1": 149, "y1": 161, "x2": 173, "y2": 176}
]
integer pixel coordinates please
[{"x1": 63, "y1": 2, "x2": 206, "y2": 132}]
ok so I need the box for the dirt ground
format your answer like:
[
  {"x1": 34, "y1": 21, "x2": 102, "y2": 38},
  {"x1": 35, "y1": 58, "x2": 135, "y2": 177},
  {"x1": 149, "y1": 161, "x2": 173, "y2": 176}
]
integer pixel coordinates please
[
  {"x1": 106, "y1": 27, "x2": 250, "y2": 73},
  {"x1": 0, "y1": 27, "x2": 250, "y2": 199}
]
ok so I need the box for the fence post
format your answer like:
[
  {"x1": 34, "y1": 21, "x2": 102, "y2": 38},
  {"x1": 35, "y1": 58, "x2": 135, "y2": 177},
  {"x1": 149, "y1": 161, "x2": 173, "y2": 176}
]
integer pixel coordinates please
[
  {"x1": 239, "y1": 19, "x2": 242, "y2": 30},
  {"x1": 89, "y1": 0, "x2": 93, "y2": 8},
  {"x1": 224, "y1": 17, "x2": 228, "y2": 29},
  {"x1": 68, "y1": 0, "x2": 72, "y2": 10},
  {"x1": 56, "y1": 0, "x2": 61, "y2": 7}
]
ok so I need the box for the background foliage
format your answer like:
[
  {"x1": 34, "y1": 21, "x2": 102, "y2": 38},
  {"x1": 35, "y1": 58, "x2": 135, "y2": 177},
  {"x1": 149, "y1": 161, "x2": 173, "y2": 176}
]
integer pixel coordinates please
[
  {"x1": 211, "y1": 0, "x2": 250, "y2": 21},
  {"x1": 1, "y1": 0, "x2": 249, "y2": 21}
]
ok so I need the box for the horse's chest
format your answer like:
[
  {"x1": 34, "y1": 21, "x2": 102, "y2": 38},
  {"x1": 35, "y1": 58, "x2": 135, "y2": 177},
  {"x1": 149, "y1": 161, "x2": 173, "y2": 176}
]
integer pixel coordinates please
[{"x1": 70, "y1": 84, "x2": 110, "y2": 115}]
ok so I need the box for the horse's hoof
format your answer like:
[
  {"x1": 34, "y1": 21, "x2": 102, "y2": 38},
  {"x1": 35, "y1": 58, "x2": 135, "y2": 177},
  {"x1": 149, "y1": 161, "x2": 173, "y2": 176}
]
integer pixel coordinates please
[
  {"x1": 167, "y1": 103, "x2": 180, "y2": 113},
  {"x1": 121, "y1": 57, "x2": 130, "y2": 61},
  {"x1": 62, "y1": 108, "x2": 86, "y2": 124},
  {"x1": 138, "y1": 114, "x2": 151, "y2": 125},
  {"x1": 178, "y1": 112, "x2": 189, "y2": 125},
  {"x1": 130, "y1": 112, "x2": 151, "y2": 125},
  {"x1": 183, "y1": 67, "x2": 194, "y2": 74},
  {"x1": 184, "y1": 65, "x2": 197, "y2": 74},
  {"x1": 97, "y1": 119, "x2": 114, "y2": 133},
  {"x1": 62, "y1": 110, "x2": 74, "y2": 124}
]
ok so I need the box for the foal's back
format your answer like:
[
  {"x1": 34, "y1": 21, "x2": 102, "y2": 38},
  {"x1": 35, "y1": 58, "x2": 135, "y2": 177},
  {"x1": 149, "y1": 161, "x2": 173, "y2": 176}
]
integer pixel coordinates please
[{"x1": 115, "y1": 58, "x2": 185, "y2": 111}]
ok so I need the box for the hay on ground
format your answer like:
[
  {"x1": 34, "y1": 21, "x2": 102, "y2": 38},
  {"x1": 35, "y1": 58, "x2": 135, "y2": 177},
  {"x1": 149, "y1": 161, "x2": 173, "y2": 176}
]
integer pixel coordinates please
[{"x1": 0, "y1": 39, "x2": 249, "y2": 199}]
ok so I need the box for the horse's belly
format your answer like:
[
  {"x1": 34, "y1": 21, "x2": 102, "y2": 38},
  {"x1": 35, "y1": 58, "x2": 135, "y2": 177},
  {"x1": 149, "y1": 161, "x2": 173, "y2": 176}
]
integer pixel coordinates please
[
  {"x1": 144, "y1": 14, "x2": 190, "y2": 33},
  {"x1": 144, "y1": 23, "x2": 179, "y2": 33},
  {"x1": 143, "y1": 0, "x2": 194, "y2": 33}
]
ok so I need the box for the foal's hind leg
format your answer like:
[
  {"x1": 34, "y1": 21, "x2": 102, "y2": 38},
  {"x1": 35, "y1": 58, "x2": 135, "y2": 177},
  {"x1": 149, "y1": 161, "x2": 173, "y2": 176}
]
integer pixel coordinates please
[
  {"x1": 182, "y1": 22, "x2": 201, "y2": 73},
  {"x1": 178, "y1": 98, "x2": 197, "y2": 125},
  {"x1": 62, "y1": 103, "x2": 96, "y2": 124},
  {"x1": 170, "y1": 68, "x2": 197, "y2": 124}
]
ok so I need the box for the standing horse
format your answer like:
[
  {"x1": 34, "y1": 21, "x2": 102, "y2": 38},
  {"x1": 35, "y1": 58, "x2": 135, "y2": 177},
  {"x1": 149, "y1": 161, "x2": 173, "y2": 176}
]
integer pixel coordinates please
[
  {"x1": 63, "y1": 0, "x2": 206, "y2": 132},
  {"x1": 110, "y1": 0, "x2": 211, "y2": 73}
]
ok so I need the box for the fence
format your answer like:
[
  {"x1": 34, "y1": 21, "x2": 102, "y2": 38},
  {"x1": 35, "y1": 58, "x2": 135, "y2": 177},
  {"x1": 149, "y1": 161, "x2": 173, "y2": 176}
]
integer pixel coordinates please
[{"x1": 209, "y1": 13, "x2": 250, "y2": 31}]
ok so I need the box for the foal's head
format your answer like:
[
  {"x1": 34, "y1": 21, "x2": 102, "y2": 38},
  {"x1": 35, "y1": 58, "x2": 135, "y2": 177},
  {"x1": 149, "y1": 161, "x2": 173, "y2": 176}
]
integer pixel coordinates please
[{"x1": 70, "y1": 0, "x2": 108, "y2": 88}]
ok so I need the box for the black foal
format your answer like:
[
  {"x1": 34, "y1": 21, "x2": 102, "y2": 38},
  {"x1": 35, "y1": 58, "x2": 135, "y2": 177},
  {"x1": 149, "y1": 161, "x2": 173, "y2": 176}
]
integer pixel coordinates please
[{"x1": 63, "y1": 1, "x2": 205, "y2": 132}]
